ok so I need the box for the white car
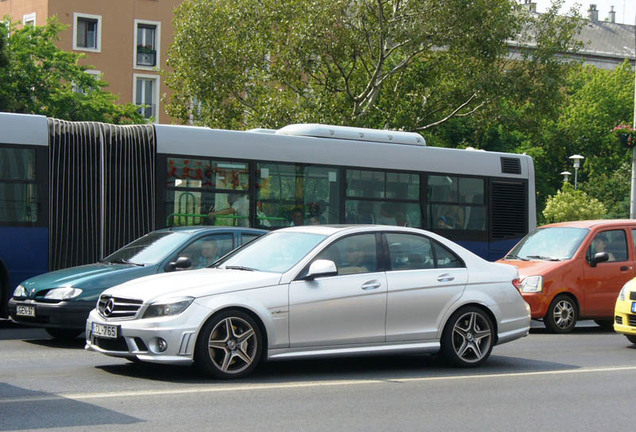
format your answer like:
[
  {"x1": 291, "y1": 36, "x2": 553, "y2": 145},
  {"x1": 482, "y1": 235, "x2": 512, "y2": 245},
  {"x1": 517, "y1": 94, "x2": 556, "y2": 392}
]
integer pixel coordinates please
[{"x1": 86, "y1": 225, "x2": 530, "y2": 379}]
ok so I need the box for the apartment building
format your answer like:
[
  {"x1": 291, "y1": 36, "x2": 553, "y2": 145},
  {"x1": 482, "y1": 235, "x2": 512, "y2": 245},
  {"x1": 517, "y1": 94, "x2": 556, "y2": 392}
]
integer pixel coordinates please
[{"x1": 0, "y1": 0, "x2": 183, "y2": 124}]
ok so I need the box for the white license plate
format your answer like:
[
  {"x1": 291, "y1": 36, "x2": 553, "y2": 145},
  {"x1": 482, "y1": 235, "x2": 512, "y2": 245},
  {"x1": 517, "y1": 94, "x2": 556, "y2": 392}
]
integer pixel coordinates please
[
  {"x1": 16, "y1": 305, "x2": 35, "y2": 317},
  {"x1": 92, "y1": 323, "x2": 118, "y2": 339},
  {"x1": 632, "y1": 302, "x2": 636, "y2": 313}
]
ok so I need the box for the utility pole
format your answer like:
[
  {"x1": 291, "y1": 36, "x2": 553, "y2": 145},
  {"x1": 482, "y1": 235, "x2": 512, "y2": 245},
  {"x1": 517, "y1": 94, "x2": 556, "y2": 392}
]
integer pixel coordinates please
[{"x1": 631, "y1": 12, "x2": 636, "y2": 218}]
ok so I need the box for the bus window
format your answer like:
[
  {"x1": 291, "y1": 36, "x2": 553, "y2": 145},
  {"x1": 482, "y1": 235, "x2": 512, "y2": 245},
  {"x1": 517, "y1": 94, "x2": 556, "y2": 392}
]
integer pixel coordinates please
[
  {"x1": 345, "y1": 200, "x2": 421, "y2": 227},
  {"x1": 345, "y1": 169, "x2": 420, "y2": 227},
  {"x1": 427, "y1": 175, "x2": 486, "y2": 231},
  {"x1": 165, "y1": 157, "x2": 250, "y2": 226},
  {"x1": 302, "y1": 166, "x2": 340, "y2": 225},
  {"x1": 386, "y1": 172, "x2": 419, "y2": 200},
  {"x1": 0, "y1": 147, "x2": 38, "y2": 224},
  {"x1": 256, "y1": 163, "x2": 341, "y2": 227}
]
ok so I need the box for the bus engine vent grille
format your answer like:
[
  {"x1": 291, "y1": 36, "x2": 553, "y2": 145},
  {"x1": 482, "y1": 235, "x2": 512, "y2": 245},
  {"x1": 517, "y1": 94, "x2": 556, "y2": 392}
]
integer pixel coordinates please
[
  {"x1": 500, "y1": 157, "x2": 521, "y2": 175},
  {"x1": 490, "y1": 181, "x2": 527, "y2": 239}
]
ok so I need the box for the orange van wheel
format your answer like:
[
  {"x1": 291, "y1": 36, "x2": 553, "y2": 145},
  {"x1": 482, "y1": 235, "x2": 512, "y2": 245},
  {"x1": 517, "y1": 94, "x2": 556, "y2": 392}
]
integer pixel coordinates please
[{"x1": 544, "y1": 294, "x2": 578, "y2": 334}]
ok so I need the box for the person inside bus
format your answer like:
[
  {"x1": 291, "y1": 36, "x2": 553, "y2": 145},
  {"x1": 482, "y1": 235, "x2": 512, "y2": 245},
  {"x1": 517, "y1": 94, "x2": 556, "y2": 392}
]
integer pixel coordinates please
[
  {"x1": 436, "y1": 205, "x2": 464, "y2": 229},
  {"x1": 208, "y1": 193, "x2": 249, "y2": 227},
  {"x1": 290, "y1": 207, "x2": 304, "y2": 226},
  {"x1": 355, "y1": 201, "x2": 375, "y2": 224},
  {"x1": 377, "y1": 203, "x2": 397, "y2": 225}
]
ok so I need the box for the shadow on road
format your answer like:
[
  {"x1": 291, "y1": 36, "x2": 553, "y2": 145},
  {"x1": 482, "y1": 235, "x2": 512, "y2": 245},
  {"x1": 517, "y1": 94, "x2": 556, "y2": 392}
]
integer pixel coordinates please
[
  {"x1": 95, "y1": 350, "x2": 580, "y2": 386},
  {"x1": 0, "y1": 383, "x2": 141, "y2": 431}
]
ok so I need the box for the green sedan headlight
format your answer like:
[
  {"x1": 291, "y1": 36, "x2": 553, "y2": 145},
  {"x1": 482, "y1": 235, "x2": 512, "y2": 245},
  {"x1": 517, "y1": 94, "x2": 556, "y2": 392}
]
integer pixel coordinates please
[
  {"x1": 44, "y1": 287, "x2": 83, "y2": 300},
  {"x1": 12, "y1": 284, "x2": 27, "y2": 298},
  {"x1": 143, "y1": 297, "x2": 194, "y2": 319}
]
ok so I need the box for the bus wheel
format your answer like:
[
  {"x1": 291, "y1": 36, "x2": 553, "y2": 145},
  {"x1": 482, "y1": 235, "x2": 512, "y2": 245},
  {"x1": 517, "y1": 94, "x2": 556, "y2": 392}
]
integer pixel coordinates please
[
  {"x1": 45, "y1": 328, "x2": 83, "y2": 340},
  {"x1": 544, "y1": 295, "x2": 577, "y2": 333}
]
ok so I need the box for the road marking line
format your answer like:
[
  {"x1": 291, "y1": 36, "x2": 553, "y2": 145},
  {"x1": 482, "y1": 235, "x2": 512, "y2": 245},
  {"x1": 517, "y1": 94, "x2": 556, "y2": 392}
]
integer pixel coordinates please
[{"x1": 3, "y1": 365, "x2": 636, "y2": 403}]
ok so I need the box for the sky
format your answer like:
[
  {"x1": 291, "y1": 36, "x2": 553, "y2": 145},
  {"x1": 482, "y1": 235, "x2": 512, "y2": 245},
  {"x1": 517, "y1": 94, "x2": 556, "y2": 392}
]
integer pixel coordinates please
[{"x1": 531, "y1": 0, "x2": 636, "y2": 24}]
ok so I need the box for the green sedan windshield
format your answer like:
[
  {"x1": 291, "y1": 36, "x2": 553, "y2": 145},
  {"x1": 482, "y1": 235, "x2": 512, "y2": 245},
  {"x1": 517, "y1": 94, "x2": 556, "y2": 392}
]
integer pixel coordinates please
[{"x1": 105, "y1": 232, "x2": 189, "y2": 265}]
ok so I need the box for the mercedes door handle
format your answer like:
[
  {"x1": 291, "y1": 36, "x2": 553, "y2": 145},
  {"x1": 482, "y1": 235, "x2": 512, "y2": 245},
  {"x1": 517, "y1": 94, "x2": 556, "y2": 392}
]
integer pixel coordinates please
[
  {"x1": 361, "y1": 281, "x2": 381, "y2": 290},
  {"x1": 437, "y1": 274, "x2": 455, "y2": 283}
]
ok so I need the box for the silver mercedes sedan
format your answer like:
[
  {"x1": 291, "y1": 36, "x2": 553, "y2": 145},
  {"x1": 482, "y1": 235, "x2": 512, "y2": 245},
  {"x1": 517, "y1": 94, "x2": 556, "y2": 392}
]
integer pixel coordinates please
[{"x1": 86, "y1": 225, "x2": 531, "y2": 379}]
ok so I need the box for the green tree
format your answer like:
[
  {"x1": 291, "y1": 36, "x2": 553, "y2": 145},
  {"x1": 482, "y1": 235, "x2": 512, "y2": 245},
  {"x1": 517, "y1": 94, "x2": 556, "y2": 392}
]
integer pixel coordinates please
[
  {"x1": 543, "y1": 182, "x2": 606, "y2": 223},
  {"x1": 0, "y1": 18, "x2": 145, "y2": 124},
  {"x1": 166, "y1": 0, "x2": 582, "y2": 131},
  {"x1": 539, "y1": 61, "x2": 635, "y2": 220}
]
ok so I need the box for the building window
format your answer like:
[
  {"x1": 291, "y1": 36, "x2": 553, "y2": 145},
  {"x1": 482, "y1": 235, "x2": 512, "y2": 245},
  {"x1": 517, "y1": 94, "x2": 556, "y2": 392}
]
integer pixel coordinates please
[
  {"x1": 134, "y1": 75, "x2": 159, "y2": 121},
  {"x1": 73, "y1": 13, "x2": 101, "y2": 52},
  {"x1": 22, "y1": 13, "x2": 36, "y2": 27},
  {"x1": 134, "y1": 20, "x2": 160, "y2": 69},
  {"x1": 73, "y1": 70, "x2": 101, "y2": 94}
]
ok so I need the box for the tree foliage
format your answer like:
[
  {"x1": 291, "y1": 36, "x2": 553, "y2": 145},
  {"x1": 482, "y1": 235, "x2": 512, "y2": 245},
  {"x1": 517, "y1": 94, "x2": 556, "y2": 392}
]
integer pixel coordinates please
[
  {"x1": 166, "y1": 0, "x2": 582, "y2": 131},
  {"x1": 543, "y1": 183, "x2": 606, "y2": 223},
  {"x1": 0, "y1": 18, "x2": 145, "y2": 124},
  {"x1": 539, "y1": 61, "x2": 635, "y2": 220}
]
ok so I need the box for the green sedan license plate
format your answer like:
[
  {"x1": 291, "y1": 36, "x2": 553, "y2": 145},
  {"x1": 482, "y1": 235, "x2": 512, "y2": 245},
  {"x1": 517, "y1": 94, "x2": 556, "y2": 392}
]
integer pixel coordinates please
[
  {"x1": 92, "y1": 323, "x2": 118, "y2": 339},
  {"x1": 16, "y1": 305, "x2": 35, "y2": 317}
]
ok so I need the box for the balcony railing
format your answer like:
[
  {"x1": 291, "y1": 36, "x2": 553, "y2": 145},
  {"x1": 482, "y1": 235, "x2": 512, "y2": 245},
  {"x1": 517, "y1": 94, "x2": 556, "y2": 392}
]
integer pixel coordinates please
[{"x1": 136, "y1": 49, "x2": 157, "y2": 67}]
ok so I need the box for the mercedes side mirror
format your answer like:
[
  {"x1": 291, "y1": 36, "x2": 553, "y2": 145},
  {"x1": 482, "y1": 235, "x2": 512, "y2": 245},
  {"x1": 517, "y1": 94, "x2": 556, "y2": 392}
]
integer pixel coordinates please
[{"x1": 305, "y1": 259, "x2": 338, "y2": 280}]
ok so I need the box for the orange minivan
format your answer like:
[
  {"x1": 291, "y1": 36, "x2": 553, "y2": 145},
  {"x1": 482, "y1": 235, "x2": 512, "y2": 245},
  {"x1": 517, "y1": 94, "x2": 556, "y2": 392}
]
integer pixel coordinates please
[{"x1": 498, "y1": 220, "x2": 636, "y2": 333}]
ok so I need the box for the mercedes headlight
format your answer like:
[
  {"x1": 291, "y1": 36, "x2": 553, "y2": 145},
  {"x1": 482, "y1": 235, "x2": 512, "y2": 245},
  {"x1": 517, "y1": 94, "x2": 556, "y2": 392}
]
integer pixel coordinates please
[
  {"x1": 618, "y1": 280, "x2": 633, "y2": 301},
  {"x1": 143, "y1": 297, "x2": 194, "y2": 319},
  {"x1": 13, "y1": 284, "x2": 27, "y2": 298},
  {"x1": 44, "y1": 287, "x2": 83, "y2": 300},
  {"x1": 520, "y1": 276, "x2": 543, "y2": 293}
]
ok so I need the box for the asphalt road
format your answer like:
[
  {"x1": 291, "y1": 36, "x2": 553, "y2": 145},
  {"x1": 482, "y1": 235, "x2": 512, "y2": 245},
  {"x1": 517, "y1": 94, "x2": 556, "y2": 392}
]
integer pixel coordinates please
[{"x1": 1, "y1": 320, "x2": 634, "y2": 432}]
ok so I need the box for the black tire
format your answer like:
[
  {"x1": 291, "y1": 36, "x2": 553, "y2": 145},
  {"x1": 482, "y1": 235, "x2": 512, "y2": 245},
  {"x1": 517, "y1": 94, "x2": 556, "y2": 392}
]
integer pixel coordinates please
[
  {"x1": 626, "y1": 335, "x2": 636, "y2": 345},
  {"x1": 194, "y1": 309, "x2": 262, "y2": 379},
  {"x1": 440, "y1": 306, "x2": 494, "y2": 367},
  {"x1": 45, "y1": 328, "x2": 82, "y2": 340},
  {"x1": 594, "y1": 319, "x2": 614, "y2": 329},
  {"x1": 544, "y1": 294, "x2": 578, "y2": 333}
]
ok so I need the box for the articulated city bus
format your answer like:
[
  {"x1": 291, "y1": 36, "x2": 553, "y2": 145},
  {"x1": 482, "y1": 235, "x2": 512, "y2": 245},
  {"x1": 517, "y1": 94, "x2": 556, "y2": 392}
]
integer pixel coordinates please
[{"x1": 0, "y1": 112, "x2": 536, "y2": 316}]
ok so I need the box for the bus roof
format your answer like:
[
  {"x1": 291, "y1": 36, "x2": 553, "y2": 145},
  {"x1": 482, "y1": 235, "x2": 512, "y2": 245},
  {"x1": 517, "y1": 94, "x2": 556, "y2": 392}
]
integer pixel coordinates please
[
  {"x1": 0, "y1": 113, "x2": 48, "y2": 146},
  {"x1": 154, "y1": 123, "x2": 533, "y2": 180}
]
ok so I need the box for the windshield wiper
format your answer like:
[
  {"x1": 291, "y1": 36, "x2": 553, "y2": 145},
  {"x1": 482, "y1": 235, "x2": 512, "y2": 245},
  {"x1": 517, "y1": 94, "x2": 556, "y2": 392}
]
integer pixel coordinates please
[
  {"x1": 526, "y1": 255, "x2": 561, "y2": 261},
  {"x1": 109, "y1": 258, "x2": 144, "y2": 266},
  {"x1": 225, "y1": 265, "x2": 255, "y2": 271},
  {"x1": 504, "y1": 254, "x2": 529, "y2": 261}
]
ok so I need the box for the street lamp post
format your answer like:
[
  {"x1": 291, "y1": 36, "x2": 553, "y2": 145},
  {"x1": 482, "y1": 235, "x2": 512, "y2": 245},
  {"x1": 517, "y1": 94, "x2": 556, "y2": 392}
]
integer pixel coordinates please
[
  {"x1": 569, "y1": 155, "x2": 584, "y2": 190},
  {"x1": 560, "y1": 171, "x2": 572, "y2": 184},
  {"x1": 631, "y1": 11, "x2": 636, "y2": 219}
]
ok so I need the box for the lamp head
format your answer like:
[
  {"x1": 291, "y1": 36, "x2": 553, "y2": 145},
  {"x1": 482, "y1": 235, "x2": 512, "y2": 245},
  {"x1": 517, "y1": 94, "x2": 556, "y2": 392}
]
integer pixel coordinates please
[
  {"x1": 560, "y1": 171, "x2": 571, "y2": 182},
  {"x1": 569, "y1": 154, "x2": 584, "y2": 169}
]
